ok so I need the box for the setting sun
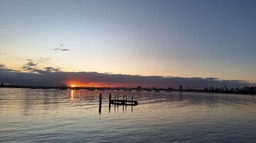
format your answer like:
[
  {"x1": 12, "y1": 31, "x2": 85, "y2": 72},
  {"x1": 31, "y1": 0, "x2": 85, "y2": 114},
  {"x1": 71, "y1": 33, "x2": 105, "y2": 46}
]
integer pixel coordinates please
[{"x1": 70, "y1": 84, "x2": 77, "y2": 88}]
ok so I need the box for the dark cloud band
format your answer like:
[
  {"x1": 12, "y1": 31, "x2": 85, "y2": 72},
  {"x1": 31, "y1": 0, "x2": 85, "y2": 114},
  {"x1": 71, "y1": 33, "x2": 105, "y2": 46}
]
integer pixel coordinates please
[{"x1": 0, "y1": 65, "x2": 253, "y2": 89}]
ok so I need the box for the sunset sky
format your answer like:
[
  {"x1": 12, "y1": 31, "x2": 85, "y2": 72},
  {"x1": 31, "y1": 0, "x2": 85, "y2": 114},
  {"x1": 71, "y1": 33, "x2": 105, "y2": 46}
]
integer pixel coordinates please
[{"x1": 0, "y1": 0, "x2": 256, "y2": 88}]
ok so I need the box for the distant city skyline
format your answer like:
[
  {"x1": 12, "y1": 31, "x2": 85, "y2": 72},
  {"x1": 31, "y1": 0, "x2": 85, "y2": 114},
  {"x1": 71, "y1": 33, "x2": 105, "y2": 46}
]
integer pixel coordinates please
[{"x1": 0, "y1": 0, "x2": 256, "y2": 87}]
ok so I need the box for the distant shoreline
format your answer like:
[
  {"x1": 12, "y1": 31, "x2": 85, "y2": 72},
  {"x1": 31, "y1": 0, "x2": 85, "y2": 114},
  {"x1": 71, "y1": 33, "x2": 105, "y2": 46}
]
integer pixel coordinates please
[{"x1": 0, "y1": 85, "x2": 255, "y2": 95}]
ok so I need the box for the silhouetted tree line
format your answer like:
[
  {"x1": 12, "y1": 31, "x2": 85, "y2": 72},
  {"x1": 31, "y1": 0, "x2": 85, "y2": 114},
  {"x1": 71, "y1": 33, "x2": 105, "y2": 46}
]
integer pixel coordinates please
[
  {"x1": 203, "y1": 86, "x2": 256, "y2": 95},
  {"x1": 0, "y1": 83, "x2": 255, "y2": 95}
]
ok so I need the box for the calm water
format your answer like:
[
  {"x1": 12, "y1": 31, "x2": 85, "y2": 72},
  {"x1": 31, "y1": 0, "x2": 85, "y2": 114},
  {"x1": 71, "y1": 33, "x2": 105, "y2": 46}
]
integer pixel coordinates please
[{"x1": 0, "y1": 88, "x2": 256, "y2": 143}]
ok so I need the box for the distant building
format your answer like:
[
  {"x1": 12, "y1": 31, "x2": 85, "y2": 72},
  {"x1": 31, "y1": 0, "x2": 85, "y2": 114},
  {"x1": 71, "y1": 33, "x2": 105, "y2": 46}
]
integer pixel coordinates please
[
  {"x1": 179, "y1": 85, "x2": 183, "y2": 91},
  {"x1": 0, "y1": 83, "x2": 10, "y2": 86}
]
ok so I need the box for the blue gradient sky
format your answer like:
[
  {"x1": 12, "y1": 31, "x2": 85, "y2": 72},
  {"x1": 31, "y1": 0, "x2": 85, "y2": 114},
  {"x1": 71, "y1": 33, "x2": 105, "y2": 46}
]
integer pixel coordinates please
[{"x1": 1, "y1": 0, "x2": 256, "y2": 82}]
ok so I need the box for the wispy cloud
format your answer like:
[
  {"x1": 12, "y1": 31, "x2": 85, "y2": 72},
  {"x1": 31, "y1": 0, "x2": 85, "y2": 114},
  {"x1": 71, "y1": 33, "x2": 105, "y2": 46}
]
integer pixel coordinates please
[
  {"x1": 53, "y1": 44, "x2": 70, "y2": 51},
  {"x1": 44, "y1": 67, "x2": 61, "y2": 72},
  {"x1": 21, "y1": 59, "x2": 61, "y2": 74},
  {"x1": 0, "y1": 64, "x2": 5, "y2": 68},
  {"x1": 0, "y1": 64, "x2": 19, "y2": 72},
  {"x1": 54, "y1": 48, "x2": 70, "y2": 51},
  {"x1": 21, "y1": 61, "x2": 38, "y2": 72},
  {"x1": 27, "y1": 57, "x2": 51, "y2": 63}
]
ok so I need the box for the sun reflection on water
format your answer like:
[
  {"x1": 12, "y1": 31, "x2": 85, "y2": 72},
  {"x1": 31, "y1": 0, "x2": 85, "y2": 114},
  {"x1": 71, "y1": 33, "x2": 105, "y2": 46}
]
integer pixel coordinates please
[{"x1": 71, "y1": 90, "x2": 74, "y2": 100}]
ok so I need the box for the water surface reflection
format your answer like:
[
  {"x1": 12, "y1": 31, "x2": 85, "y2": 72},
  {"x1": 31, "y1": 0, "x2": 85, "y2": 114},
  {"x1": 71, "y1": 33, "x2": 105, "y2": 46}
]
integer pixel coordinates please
[{"x1": 0, "y1": 88, "x2": 256, "y2": 143}]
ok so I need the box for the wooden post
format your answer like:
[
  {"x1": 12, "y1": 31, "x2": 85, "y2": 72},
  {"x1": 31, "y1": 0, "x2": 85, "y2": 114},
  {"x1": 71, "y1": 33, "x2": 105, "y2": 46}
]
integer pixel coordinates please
[
  {"x1": 122, "y1": 95, "x2": 124, "y2": 112},
  {"x1": 109, "y1": 93, "x2": 111, "y2": 105},
  {"x1": 131, "y1": 95, "x2": 134, "y2": 112},
  {"x1": 117, "y1": 94, "x2": 119, "y2": 108},
  {"x1": 114, "y1": 94, "x2": 116, "y2": 111},
  {"x1": 122, "y1": 95, "x2": 125, "y2": 112},
  {"x1": 125, "y1": 95, "x2": 127, "y2": 110},
  {"x1": 109, "y1": 93, "x2": 111, "y2": 111},
  {"x1": 99, "y1": 93, "x2": 102, "y2": 113}
]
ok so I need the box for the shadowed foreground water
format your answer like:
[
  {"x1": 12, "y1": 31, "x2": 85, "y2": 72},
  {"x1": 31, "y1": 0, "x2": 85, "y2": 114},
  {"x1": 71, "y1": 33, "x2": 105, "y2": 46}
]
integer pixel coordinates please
[{"x1": 0, "y1": 88, "x2": 256, "y2": 143}]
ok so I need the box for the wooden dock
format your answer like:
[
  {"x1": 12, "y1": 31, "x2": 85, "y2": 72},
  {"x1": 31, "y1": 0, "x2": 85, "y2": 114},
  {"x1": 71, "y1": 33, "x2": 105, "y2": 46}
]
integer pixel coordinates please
[
  {"x1": 99, "y1": 93, "x2": 138, "y2": 113},
  {"x1": 109, "y1": 93, "x2": 138, "y2": 106}
]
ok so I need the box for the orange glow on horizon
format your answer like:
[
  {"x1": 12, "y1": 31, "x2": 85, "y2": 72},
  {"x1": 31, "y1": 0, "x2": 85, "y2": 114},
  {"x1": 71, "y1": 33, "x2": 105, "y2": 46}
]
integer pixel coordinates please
[
  {"x1": 67, "y1": 81, "x2": 108, "y2": 88},
  {"x1": 67, "y1": 81, "x2": 141, "y2": 88}
]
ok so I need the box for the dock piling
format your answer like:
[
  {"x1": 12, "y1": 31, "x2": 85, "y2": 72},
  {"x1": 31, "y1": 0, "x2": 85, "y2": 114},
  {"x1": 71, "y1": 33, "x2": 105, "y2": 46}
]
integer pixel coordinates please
[
  {"x1": 99, "y1": 93, "x2": 102, "y2": 113},
  {"x1": 109, "y1": 93, "x2": 111, "y2": 111}
]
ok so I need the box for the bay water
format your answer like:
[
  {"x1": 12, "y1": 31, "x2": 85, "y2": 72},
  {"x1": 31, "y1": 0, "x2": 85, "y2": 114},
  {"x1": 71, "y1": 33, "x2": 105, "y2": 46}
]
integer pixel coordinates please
[{"x1": 0, "y1": 88, "x2": 256, "y2": 143}]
